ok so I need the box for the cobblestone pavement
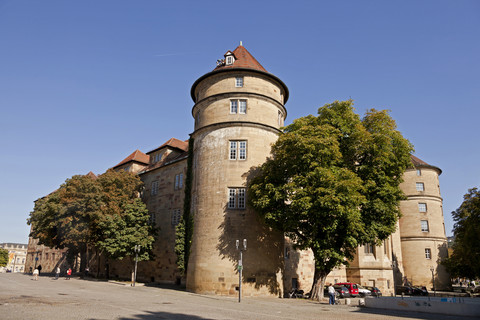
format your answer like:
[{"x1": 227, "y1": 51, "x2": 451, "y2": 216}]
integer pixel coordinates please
[{"x1": 0, "y1": 273, "x2": 473, "y2": 320}]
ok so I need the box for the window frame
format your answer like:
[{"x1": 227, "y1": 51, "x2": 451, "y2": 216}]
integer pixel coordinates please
[
  {"x1": 230, "y1": 99, "x2": 247, "y2": 114},
  {"x1": 418, "y1": 202, "x2": 427, "y2": 213},
  {"x1": 416, "y1": 182, "x2": 425, "y2": 191},
  {"x1": 228, "y1": 187, "x2": 246, "y2": 210},
  {"x1": 425, "y1": 248, "x2": 431, "y2": 259},
  {"x1": 229, "y1": 140, "x2": 247, "y2": 160},
  {"x1": 235, "y1": 77, "x2": 244, "y2": 87},
  {"x1": 151, "y1": 180, "x2": 159, "y2": 195},
  {"x1": 421, "y1": 220, "x2": 429, "y2": 232}
]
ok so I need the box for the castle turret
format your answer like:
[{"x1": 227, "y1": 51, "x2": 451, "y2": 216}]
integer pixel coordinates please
[
  {"x1": 187, "y1": 44, "x2": 289, "y2": 296},
  {"x1": 398, "y1": 155, "x2": 450, "y2": 290}
]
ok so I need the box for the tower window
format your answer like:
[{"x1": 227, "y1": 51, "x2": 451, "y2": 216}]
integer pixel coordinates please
[
  {"x1": 229, "y1": 141, "x2": 247, "y2": 160},
  {"x1": 425, "y1": 248, "x2": 431, "y2": 259},
  {"x1": 228, "y1": 188, "x2": 246, "y2": 209},
  {"x1": 226, "y1": 55, "x2": 234, "y2": 65},
  {"x1": 416, "y1": 169, "x2": 422, "y2": 176},
  {"x1": 235, "y1": 77, "x2": 244, "y2": 87},
  {"x1": 418, "y1": 203, "x2": 427, "y2": 212},
  {"x1": 230, "y1": 99, "x2": 247, "y2": 114},
  {"x1": 421, "y1": 220, "x2": 429, "y2": 232},
  {"x1": 416, "y1": 182, "x2": 425, "y2": 191}
]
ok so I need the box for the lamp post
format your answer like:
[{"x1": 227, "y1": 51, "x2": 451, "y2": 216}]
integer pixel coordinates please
[
  {"x1": 236, "y1": 239, "x2": 247, "y2": 303},
  {"x1": 430, "y1": 266, "x2": 435, "y2": 296},
  {"x1": 391, "y1": 260, "x2": 397, "y2": 297},
  {"x1": 133, "y1": 245, "x2": 141, "y2": 287}
]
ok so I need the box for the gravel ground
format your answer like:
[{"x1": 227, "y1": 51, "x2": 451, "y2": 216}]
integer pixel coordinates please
[{"x1": 0, "y1": 273, "x2": 473, "y2": 320}]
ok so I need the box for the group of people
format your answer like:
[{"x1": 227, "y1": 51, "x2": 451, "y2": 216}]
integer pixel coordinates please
[{"x1": 32, "y1": 265, "x2": 72, "y2": 281}]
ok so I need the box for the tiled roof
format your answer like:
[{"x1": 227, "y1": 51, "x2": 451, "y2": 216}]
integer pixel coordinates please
[
  {"x1": 213, "y1": 45, "x2": 267, "y2": 72},
  {"x1": 85, "y1": 171, "x2": 98, "y2": 179},
  {"x1": 410, "y1": 154, "x2": 442, "y2": 174},
  {"x1": 147, "y1": 138, "x2": 188, "y2": 154},
  {"x1": 113, "y1": 149, "x2": 150, "y2": 169}
]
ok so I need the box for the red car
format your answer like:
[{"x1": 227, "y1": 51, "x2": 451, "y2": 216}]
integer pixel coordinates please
[{"x1": 335, "y1": 282, "x2": 359, "y2": 297}]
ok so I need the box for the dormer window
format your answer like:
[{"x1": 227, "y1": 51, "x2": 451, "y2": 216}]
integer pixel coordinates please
[{"x1": 225, "y1": 52, "x2": 235, "y2": 66}]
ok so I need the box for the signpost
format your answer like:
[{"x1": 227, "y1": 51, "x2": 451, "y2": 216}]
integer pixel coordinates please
[{"x1": 133, "y1": 245, "x2": 140, "y2": 287}]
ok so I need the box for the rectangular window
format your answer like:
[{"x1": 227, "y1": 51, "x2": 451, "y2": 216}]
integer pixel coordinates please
[
  {"x1": 171, "y1": 209, "x2": 181, "y2": 226},
  {"x1": 239, "y1": 100, "x2": 247, "y2": 114},
  {"x1": 416, "y1": 182, "x2": 425, "y2": 191},
  {"x1": 151, "y1": 181, "x2": 159, "y2": 195},
  {"x1": 229, "y1": 141, "x2": 247, "y2": 160},
  {"x1": 416, "y1": 169, "x2": 422, "y2": 176},
  {"x1": 175, "y1": 173, "x2": 184, "y2": 190},
  {"x1": 235, "y1": 77, "x2": 243, "y2": 87},
  {"x1": 230, "y1": 100, "x2": 238, "y2": 113},
  {"x1": 418, "y1": 203, "x2": 427, "y2": 213},
  {"x1": 421, "y1": 220, "x2": 429, "y2": 232},
  {"x1": 150, "y1": 212, "x2": 156, "y2": 225},
  {"x1": 364, "y1": 243, "x2": 375, "y2": 254},
  {"x1": 228, "y1": 188, "x2": 246, "y2": 209},
  {"x1": 425, "y1": 248, "x2": 431, "y2": 259},
  {"x1": 230, "y1": 99, "x2": 247, "y2": 114}
]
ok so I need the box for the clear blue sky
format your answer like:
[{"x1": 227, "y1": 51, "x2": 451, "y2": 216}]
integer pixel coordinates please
[{"x1": 1, "y1": 0, "x2": 479, "y2": 243}]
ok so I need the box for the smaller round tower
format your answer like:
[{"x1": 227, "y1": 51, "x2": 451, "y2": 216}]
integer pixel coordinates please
[{"x1": 399, "y1": 155, "x2": 450, "y2": 290}]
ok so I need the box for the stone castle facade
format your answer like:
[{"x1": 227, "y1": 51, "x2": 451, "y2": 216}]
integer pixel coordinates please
[{"x1": 26, "y1": 44, "x2": 449, "y2": 295}]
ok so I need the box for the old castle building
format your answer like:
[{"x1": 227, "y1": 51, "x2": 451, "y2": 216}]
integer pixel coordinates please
[{"x1": 26, "y1": 44, "x2": 449, "y2": 295}]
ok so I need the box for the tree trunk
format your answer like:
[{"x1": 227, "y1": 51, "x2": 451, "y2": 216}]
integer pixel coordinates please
[{"x1": 310, "y1": 268, "x2": 328, "y2": 301}]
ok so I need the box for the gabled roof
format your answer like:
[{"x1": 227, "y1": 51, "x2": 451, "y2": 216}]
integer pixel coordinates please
[
  {"x1": 411, "y1": 154, "x2": 442, "y2": 175},
  {"x1": 214, "y1": 45, "x2": 267, "y2": 72},
  {"x1": 113, "y1": 149, "x2": 150, "y2": 169},
  {"x1": 147, "y1": 138, "x2": 188, "y2": 155}
]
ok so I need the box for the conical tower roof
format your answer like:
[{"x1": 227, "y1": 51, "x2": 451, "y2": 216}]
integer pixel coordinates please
[
  {"x1": 410, "y1": 154, "x2": 442, "y2": 174},
  {"x1": 213, "y1": 45, "x2": 267, "y2": 72},
  {"x1": 191, "y1": 43, "x2": 289, "y2": 103}
]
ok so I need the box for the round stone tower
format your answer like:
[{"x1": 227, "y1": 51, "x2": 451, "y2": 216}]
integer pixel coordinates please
[
  {"x1": 187, "y1": 44, "x2": 289, "y2": 296},
  {"x1": 398, "y1": 155, "x2": 450, "y2": 290}
]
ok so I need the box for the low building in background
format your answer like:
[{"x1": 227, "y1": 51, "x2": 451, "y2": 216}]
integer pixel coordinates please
[{"x1": 0, "y1": 243, "x2": 27, "y2": 273}]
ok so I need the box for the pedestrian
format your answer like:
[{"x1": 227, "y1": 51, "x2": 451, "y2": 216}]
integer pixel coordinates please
[
  {"x1": 84, "y1": 266, "x2": 89, "y2": 278},
  {"x1": 37, "y1": 265, "x2": 42, "y2": 274},
  {"x1": 55, "y1": 266, "x2": 60, "y2": 280},
  {"x1": 328, "y1": 283, "x2": 336, "y2": 305},
  {"x1": 33, "y1": 268, "x2": 39, "y2": 281},
  {"x1": 66, "y1": 268, "x2": 72, "y2": 280}
]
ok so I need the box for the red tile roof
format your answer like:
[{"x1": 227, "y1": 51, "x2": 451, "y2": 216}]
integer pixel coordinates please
[
  {"x1": 147, "y1": 138, "x2": 188, "y2": 154},
  {"x1": 85, "y1": 171, "x2": 98, "y2": 179},
  {"x1": 410, "y1": 154, "x2": 442, "y2": 174},
  {"x1": 113, "y1": 149, "x2": 150, "y2": 169},
  {"x1": 214, "y1": 45, "x2": 267, "y2": 72}
]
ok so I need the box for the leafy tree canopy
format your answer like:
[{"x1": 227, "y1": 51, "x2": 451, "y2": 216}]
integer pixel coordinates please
[
  {"x1": 248, "y1": 100, "x2": 413, "y2": 299},
  {"x1": 443, "y1": 188, "x2": 480, "y2": 279},
  {"x1": 27, "y1": 169, "x2": 155, "y2": 267},
  {"x1": 0, "y1": 248, "x2": 8, "y2": 267}
]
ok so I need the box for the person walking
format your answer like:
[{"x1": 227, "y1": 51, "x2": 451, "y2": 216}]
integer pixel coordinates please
[
  {"x1": 55, "y1": 266, "x2": 60, "y2": 280},
  {"x1": 33, "y1": 268, "x2": 39, "y2": 281},
  {"x1": 328, "y1": 283, "x2": 336, "y2": 305},
  {"x1": 66, "y1": 268, "x2": 72, "y2": 280}
]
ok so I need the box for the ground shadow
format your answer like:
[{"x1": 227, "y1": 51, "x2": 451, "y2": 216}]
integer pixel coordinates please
[
  {"x1": 352, "y1": 304, "x2": 468, "y2": 320},
  {"x1": 111, "y1": 310, "x2": 210, "y2": 320}
]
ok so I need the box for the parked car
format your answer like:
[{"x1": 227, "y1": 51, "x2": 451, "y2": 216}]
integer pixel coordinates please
[
  {"x1": 412, "y1": 286, "x2": 428, "y2": 296},
  {"x1": 396, "y1": 286, "x2": 414, "y2": 295},
  {"x1": 357, "y1": 285, "x2": 371, "y2": 297},
  {"x1": 336, "y1": 282, "x2": 359, "y2": 297},
  {"x1": 323, "y1": 285, "x2": 351, "y2": 298},
  {"x1": 365, "y1": 286, "x2": 382, "y2": 297}
]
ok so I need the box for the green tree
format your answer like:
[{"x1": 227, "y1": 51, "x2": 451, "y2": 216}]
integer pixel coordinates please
[
  {"x1": 443, "y1": 188, "x2": 480, "y2": 279},
  {"x1": 0, "y1": 248, "x2": 8, "y2": 267},
  {"x1": 248, "y1": 100, "x2": 413, "y2": 300},
  {"x1": 28, "y1": 174, "x2": 101, "y2": 266}
]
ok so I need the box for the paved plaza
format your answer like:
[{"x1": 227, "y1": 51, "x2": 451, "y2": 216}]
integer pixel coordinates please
[{"x1": 0, "y1": 273, "x2": 473, "y2": 320}]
